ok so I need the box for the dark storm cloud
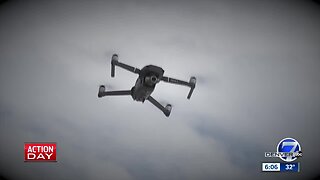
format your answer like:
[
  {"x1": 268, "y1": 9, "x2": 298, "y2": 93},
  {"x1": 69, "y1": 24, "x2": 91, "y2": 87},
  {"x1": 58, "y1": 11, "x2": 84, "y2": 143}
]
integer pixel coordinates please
[{"x1": 1, "y1": 0, "x2": 320, "y2": 180}]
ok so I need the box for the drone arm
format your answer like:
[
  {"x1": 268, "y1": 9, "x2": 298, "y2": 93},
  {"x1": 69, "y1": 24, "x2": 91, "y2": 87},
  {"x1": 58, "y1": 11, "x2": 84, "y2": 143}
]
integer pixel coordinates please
[
  {"x1": 147, "y1": 96, "x2": 171, "y2": 117},
  {"x1": 111, "y1": 54, "x2": 140, "y2": 77},
  {"x1": 98, "y1": 85, "x2": 132, "y2": 98},
  {"x1": 99, "y1": 90, "x2": 131, "y2": 97},
  {"x1": 161, "y1": 76, "x2": 196, "y2": 99},
  {"x1": 161, "y1": 76, "x2": 189, "y2": 86}
]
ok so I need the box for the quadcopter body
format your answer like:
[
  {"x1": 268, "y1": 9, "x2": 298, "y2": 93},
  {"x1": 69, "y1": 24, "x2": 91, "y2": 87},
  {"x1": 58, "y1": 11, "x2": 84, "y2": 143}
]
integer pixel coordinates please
[
  {"x1": 98, "y1": 54, "x2": 196, "y2": 117},
  {"x1": 131, "y1": 65, "x2": 164, "y2": 102}
]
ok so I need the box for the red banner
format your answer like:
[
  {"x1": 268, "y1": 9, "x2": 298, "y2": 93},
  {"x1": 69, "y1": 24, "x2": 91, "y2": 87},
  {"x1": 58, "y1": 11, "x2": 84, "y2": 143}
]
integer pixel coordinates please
[{"x1": 24, "y1": 143, "x2": 57, "y2": 162}]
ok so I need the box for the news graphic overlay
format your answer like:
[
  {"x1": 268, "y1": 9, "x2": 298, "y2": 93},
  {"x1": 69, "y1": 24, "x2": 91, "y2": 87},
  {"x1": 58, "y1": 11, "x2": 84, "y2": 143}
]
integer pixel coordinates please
[
  {"x1": 24, "y1": 142, "x2": 57, "y2": 162},
  {"x1": 262, "y1": 162, "x2": 280, "y2": 172},
  {"x1": 263, "y1": 138, "x2": 302, "y2": 172},
  {"x1": 262, "y1": 162, "x2": 300, "y2": 172},
  {"x1": 277, "y1": 138, "x2": 301, "y2": 162}
]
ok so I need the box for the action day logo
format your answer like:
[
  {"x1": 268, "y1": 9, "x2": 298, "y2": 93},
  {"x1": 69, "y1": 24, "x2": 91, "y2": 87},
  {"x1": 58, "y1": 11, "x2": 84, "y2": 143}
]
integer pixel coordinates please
[
  {"x1": 24, "y1": 142, "x2": 57, "y2": 162},
  {"x1": 265, "y1": 138, "x2": 302, "y2": 162}
]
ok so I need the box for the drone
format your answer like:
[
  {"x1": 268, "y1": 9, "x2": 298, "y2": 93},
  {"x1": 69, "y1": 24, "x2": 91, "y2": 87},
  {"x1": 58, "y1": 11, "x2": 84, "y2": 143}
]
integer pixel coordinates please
[{"x1": 98, "y1": 54, "x2": 196, "y2": 117}]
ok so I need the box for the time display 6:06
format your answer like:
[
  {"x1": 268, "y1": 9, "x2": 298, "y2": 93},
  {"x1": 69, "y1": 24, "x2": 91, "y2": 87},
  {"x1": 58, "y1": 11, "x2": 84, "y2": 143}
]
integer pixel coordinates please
[{"x1": 262, "y1": 163, "x2": 280, "y2": 171}]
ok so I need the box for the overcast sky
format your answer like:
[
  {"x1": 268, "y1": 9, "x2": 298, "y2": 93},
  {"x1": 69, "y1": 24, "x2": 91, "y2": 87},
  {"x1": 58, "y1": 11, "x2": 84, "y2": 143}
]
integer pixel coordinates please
[{"x1": 0, "y1": 0, "x2": 320, "y2": 179}]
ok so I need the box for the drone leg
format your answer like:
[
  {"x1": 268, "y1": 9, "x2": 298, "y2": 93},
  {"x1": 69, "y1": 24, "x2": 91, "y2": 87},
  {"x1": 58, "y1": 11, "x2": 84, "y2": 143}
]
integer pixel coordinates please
[
  {"x1": 98, "y1": 85, "x2": 131, "y2": 98},
  {"x1": 161, "y1": 76, "x2": 196, "y2": 99},
  {"x1": 147, "y1": 96, "x2": 171, "y2": 117},
  {"x1": 111, "y1": 54, "x2": 140, "y2": 77}
]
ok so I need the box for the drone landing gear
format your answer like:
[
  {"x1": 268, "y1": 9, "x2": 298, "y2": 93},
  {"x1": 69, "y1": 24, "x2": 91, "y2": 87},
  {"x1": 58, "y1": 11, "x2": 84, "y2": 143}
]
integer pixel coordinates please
[
  {"x1": 147, "y1": 96, "x2": 171, "y2": 117},
  {"x1": 98, "y1": 85, "x2": 131, "y2": 98}
]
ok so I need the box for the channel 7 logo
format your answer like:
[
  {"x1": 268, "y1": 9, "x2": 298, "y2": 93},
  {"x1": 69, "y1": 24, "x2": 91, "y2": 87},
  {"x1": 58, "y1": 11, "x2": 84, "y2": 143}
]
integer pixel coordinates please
[{"x1": 265, "y1": 138, "x2": 302, "y2": 162}]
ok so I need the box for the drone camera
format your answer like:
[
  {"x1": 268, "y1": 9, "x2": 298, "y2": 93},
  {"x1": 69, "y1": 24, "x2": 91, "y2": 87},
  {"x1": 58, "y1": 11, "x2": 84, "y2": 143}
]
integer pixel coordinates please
[
  {"x1": 151, "y1": 75, "x2": 157, "y2": 83},
  {"x1": 145, "y1": 75, "x2": 159, "y2": 86}
]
